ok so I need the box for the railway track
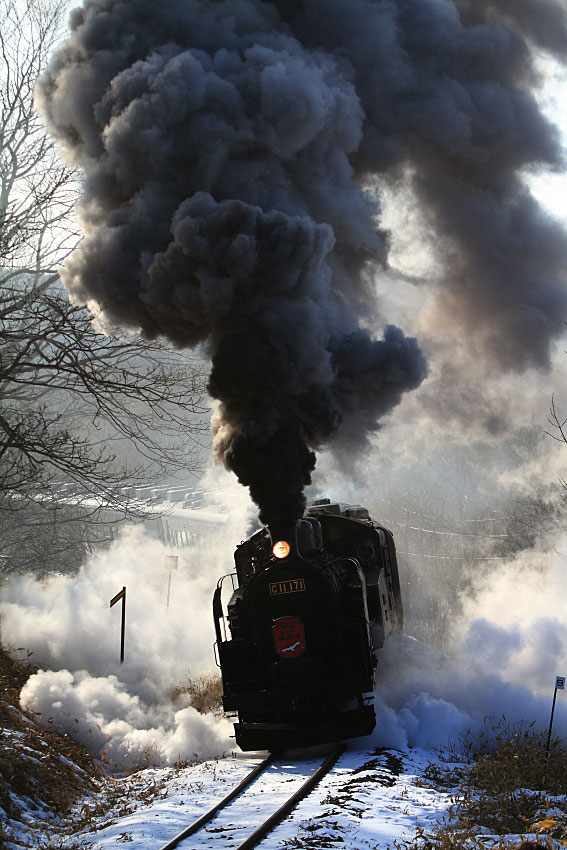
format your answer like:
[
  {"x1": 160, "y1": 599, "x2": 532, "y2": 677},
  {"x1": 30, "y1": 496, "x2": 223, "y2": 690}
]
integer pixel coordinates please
[{"x1": 158, "y1": 743, "x2": 345, "y2": 850}]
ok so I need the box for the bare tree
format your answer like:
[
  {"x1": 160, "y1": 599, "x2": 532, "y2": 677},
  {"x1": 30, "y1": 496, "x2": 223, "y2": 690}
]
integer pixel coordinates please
[
  {"x1": 546, "y1": 396, "x2": 567, "y2": 489},
  {"x1": 0, "y1": 0, "x2": 210, "y2": 577}
]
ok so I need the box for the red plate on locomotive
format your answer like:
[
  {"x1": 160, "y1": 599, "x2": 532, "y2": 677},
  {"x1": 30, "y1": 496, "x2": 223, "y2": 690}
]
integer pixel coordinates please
[{"x1": 272, "y1": 616, "x2": 306, "y2": 659}]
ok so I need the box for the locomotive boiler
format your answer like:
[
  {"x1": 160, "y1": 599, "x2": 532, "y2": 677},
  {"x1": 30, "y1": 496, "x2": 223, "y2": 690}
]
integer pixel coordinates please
[{"x1": 213, "y1": 498, "x2": 403, "y2": 752}]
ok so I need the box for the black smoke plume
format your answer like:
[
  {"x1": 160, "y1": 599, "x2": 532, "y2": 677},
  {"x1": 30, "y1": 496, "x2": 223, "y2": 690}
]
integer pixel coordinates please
[{"x1": 36, "y1": 0, "x2": 566, "y2": 527}]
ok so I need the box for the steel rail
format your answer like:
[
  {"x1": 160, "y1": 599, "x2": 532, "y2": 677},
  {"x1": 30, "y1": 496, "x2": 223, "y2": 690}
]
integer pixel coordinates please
[
  {"x1": 235, "y1": 742, "x2": 345, "y2": 850},
  {"x1": 157, "y1": 751, "x2": 277, "y2": 850}
]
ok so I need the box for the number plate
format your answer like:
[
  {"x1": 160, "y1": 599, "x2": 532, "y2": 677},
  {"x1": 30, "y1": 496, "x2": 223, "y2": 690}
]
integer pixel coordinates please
[{"x1": 269, "y1": 578, "x2": 306, "y2": 595}]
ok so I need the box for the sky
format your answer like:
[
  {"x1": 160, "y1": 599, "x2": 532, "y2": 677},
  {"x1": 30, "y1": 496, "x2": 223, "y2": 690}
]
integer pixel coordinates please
[
  {"x1": 31, "y1": 0, "x2": 567, "y2": 535},
  {"x1": 529, "y1": 55, "x2": 567, "y2": 220}
]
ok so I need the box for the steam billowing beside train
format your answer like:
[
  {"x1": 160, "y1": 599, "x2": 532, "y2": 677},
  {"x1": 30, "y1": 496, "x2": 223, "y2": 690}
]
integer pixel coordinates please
[{"x1": 213, "y1": 498, "x2": 403, "y2": 751}]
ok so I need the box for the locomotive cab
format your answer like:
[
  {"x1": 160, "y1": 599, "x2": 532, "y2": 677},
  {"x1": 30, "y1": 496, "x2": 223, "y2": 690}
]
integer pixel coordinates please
[{"x1": 213, "y1": 498, "x2": 403, "y2": 752}]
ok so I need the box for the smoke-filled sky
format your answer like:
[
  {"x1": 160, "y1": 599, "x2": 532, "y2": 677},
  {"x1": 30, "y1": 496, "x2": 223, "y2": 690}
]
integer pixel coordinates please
[{"x1": 35, "y1": 0, "x2": 567, "y2": 531}]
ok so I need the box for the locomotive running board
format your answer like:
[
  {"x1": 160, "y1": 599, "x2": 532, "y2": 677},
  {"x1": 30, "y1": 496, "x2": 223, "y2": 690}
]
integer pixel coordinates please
[{"x1": 235, "y1": 704, "x2": 375, "y2": 751}]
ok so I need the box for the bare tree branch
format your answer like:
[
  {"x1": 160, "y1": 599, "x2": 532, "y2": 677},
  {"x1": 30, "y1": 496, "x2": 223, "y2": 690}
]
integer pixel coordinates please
[{"x1": 0, "y1": 0, "x2": 210, "y2": 578}]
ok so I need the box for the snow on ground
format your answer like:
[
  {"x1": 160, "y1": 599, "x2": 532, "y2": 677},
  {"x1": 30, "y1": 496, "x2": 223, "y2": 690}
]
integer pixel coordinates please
[{"x1": 4, "y1": 746, "x2": 456, "y2": 850}]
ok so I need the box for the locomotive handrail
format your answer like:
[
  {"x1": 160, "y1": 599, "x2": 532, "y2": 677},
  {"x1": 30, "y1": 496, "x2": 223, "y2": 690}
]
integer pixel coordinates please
[
  {"x1": 212, "y1": 573, "x2": 238, "y2": 645},
  {"x1": 212, "y1": 584, "x2": 224, "y2": 645}
]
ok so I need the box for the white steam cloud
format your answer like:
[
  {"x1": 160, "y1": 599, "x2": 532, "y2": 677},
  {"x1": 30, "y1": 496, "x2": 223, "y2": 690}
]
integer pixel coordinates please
[
  {"x1": 2, "y1": 468, "x2": 566, "y2": 761},
  {"x1": 367, "y1": 545, "x2": 567, "y2": 750},
  {"x1": 0, "y1": 473, "x2": 257, "y2": 766}
]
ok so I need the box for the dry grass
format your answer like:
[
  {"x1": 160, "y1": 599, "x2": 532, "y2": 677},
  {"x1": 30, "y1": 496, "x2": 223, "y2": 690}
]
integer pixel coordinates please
[
  {"x1": 172, "y1": 672, "x2": 224, "y2": 715},
  {"x1": 0, "y1": 645, "x2": 102, "y2": 847},
  {"x1": 0, "y1": 647, "x2": 101, "y2": 807},
  {"x1": 398, "y1": 719, "x2": 567, "y2": 850}
]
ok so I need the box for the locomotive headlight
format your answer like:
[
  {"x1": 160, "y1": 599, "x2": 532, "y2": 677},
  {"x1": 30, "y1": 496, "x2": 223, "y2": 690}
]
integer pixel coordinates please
[{"x1": 272, "y1": 540, "x2": 291, "y2": 559}]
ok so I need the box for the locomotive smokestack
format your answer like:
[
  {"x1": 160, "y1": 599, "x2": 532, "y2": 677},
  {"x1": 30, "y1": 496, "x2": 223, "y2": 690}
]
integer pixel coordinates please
[{"x1": 36, "y1": 0, "x2": 567, "y2": 522}]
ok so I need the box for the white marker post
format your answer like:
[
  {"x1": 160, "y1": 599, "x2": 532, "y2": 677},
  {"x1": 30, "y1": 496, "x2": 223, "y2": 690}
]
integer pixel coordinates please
[
  {"x1": 546, "y1": 675, "x2": 565, "y2": 753},
  {"x1": 110, "y1": 586, "x2": 127, "y2": 664},
  {"x1": 164, "y1": 555, "x2": 179, "y2": 609}
]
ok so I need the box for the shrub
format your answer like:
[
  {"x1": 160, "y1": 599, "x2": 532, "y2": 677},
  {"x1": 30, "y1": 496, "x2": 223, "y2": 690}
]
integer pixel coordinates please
[
  {"x1": 399, "y1": 719, "x2": 567, "y2": 850},
  {"x1": 172, "y1": 672, "x2": 224, "y2": 715}
]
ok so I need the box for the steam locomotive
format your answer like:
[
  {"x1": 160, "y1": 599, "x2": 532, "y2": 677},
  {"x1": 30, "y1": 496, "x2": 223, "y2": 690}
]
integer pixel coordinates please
[{"x1": 213, "y1": 498, "x2": 403, "y2": 752}]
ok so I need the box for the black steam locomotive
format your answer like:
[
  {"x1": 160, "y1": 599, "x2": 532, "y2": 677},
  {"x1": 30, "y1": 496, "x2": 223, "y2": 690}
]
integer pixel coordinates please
[{"x1": 213, "y1": 498, "x2": 403, "y2": 751}]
